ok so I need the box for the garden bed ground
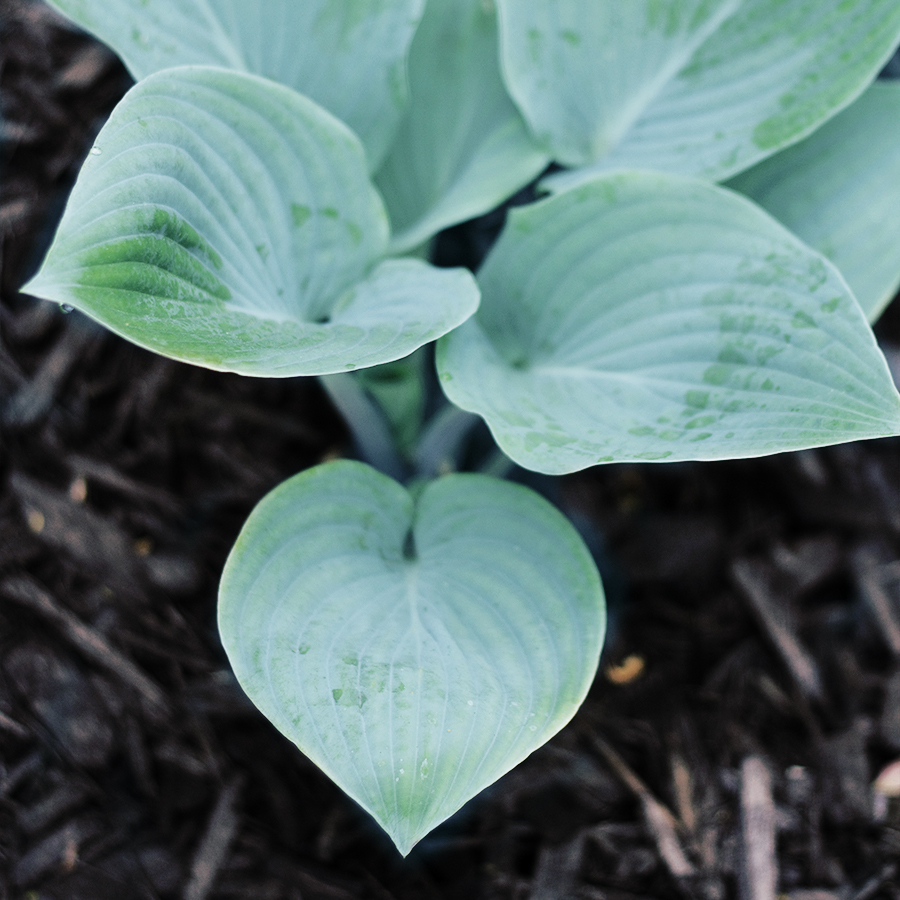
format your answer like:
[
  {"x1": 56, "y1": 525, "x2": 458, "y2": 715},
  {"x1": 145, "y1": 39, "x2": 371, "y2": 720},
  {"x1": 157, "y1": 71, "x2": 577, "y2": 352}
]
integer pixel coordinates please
[{"x1": 2, "y1": 3, "x2": 900, "y2": 898}]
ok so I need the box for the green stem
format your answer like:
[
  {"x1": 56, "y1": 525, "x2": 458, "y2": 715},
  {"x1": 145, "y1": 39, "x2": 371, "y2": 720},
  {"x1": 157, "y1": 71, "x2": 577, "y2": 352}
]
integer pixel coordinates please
[
  {"x1": 414, "y1": 403, "x2": 480, "y2": 478},
  {"x1": 319, "y1": 373, "x2": 406, "y2": 482}
]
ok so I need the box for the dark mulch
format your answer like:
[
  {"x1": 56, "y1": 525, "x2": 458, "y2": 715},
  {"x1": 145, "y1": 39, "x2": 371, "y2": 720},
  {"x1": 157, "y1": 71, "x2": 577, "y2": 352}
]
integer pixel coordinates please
[{"x1": 2, "y1": 2, "x2": 899, "y2": 898}]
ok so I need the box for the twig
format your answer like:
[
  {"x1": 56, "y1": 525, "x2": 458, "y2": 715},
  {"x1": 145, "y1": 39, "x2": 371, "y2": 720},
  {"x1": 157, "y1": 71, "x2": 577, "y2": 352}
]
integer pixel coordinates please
[
  {"x1": 591, "y1": 735, "x2": 695, "y2": 879},
  {"x1": 739, "y1": 756, "x2": 777, "y2": 900},
  {"x1": 732, "y1": 558, "x2": 825, "y2": 704},
  {"x1": 852, "y1": 546, "x2": 900, "y2": 658},
  {"x1": 183, "y1": 777, "x2": 243, "y2": 900},
  {"x1": 1, "y1": 576, "x2": 168, "y2": 713}
]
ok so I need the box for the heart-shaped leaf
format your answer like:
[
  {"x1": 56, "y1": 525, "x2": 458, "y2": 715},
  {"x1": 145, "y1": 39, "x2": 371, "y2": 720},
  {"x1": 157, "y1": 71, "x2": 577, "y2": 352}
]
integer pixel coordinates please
[
  {"x1": 437, "y1": 171, "x2": 900, "y2": 474},
  {"x1": 23, "y1": 67, "x2": 479, "y2": 377},
  {"x1": 47, "y1": 0, "x2": 424, "y2": 168},
  {"x1": 218, "y1": 460, "x2": 605, "y2": 854},
  {"x1": 501, "y1": 0, "x2": 900, "y2": 187},
  {"x1": 728, "y1": 80, "x2": 900, "y2": 323},
  {"x1": 374, "y1": 0, "x2": 549, "y2": 253}
]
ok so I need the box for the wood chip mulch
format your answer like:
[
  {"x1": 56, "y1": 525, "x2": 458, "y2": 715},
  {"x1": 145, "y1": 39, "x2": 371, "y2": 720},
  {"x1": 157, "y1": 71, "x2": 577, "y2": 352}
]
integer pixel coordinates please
[{"x1": 2, "y1": 2, "x2": 899, "y2": 898}]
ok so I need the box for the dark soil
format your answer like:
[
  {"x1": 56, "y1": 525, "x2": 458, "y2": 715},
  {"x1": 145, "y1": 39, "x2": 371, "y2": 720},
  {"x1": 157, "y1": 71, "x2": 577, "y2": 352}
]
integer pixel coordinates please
[{"x1": 2, "y1": 3, "x2": 900, "y2": 898}]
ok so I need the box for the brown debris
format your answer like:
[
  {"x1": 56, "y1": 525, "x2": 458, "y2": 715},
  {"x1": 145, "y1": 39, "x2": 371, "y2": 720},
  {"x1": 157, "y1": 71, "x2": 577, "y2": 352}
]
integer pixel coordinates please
[
  {"x1": 182, "y1": 777, "x2": 243, "y2": 900},
  {"x1": 732, "y1": 558, "x2": 825, "y2": 704},
  {"x1": 591, "y1": 736, "x2": 696, "y2": 881},
  {"x1": 3, "y1": 316, "x2": 98, "y2": 429},
  {"x1": 852, "y1": 544, "x2": 900, "y2": 658},
  {"x1": 1, "y1": 576, "x2": 168, "y2": 712},
  {"x1": 9, "y1": 474, "x2": 147, "y2": 600},
  {"x1": 739, "y1": 757, "x2": 777, "y2": 900}
]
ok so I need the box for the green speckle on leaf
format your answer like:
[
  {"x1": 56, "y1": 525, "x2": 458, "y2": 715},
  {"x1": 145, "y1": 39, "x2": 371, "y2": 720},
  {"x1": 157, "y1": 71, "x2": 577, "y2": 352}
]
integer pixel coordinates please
[
  {"x1": 821, "y1": 297, "x2": 841, "y2": 313},
  {"x1": 703, "y1": 364, "x2": 731, "y2": 386},
  {"x1": 527, "y1": 27, "x2": 542, "y2": 62},
  {"x1": 346, "y1": 221, "x2": 363, "y2": 245},
  {"x1": 685, "y1": 390, "x2": 709, "y2": 409},
  {"x1": 291, "y1": 204, "x2": 311, "y2": 227},
  {"x1": 792, "y1": 310, "x2": 816, "y2": 328},
  {"x1": 320, "y1": 207, "x2": 340, "y2": 220},
  {"x1": 342, "y1": 656, "x2": 358, "y2": 666},
  {"x1": 560, "y1": 29, "x2": 580, "y2": 46},
  {"x1": 332, "y1": 688, "x2": 343, "y2": 702},
  {"x1": 297, "y1": 643, "x2": 310, "y2": 655},
  {"x1": 718, "y1": 346, "x2": 748, "y2": 365}
]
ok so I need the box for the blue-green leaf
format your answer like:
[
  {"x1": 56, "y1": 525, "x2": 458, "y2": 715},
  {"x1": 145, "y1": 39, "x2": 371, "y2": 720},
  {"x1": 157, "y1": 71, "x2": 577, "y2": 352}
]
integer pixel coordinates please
[
  {"x1": 437, "y1": 171, "x2": 900, "y2": 474},
  {"x1": 497, "y1": 0, "x2": 741, "y2": 167},
  {"x1": 375, "y1": 0, "x2": 549, "y2": 253},
  {"x1": 23, "y1": 67, "x2": 478, "y2": 377},
  {"x1": 218, "y1": 460, "x2": 605, "y2": 855},
  {"x1": 501, "y1": 0, "x2": 900, "y2": 187},
  {"x1": 47, "y1": 0, "x2": 424, "y2": 168},
  {"x1": 727, "y1": 80, "x2": 900, "y2": 323}
]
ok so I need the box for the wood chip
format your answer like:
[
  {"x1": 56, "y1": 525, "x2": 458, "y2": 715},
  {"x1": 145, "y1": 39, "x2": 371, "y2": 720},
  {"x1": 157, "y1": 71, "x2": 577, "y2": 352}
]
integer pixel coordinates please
[
  {"x1": 9, "y1": 473, "x2": 146, "y2": 599},
  {"x1": 591, "y1": 736, "x2": 696, "y2": 880},
  {"x1": 17, "y1": 780, "x2": 93, "y2": 835},
  {"x1": 739, "y1": 757, "x2": 777, "y2": 900},
  {"x1": 852, "y1": 546, "x2": 900, "y2": 658},
  {"x1": 732, "y1": 558, "x2": 825, "y2": 704},
  {"x1": 13, "y1": 815, "x2": 102, "y2": 887},
  {"x1": 530, "y1": 834, "x2": 584, "y2": 900},
  {"x1": 1, "y1": 576, "x2": 168, "y2": 713},
  {"x1": 183, "y1": 777, "x2": 243, "y2": 900},
  {"x1": 2, "y1": 318, "x2": 95, "y2": 429}
]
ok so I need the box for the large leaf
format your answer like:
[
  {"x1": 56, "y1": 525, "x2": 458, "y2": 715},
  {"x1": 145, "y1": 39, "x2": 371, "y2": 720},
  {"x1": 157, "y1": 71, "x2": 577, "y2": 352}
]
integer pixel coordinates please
[
  {"x1": 497, "y1": 0, "x2": 741, "y2": 167},
  {"x1": 506, "y1": 0, "x2": 900, "y2": 188},
  {"x1": 218, "y1": 460, "x2": 605, "y2": 855},
  {"x1": 23, "y1": 67, "x2": 479, "y2": 377},
  {"x1": 727, "y1": 80, "x2": 900, "y2": 324},
  {"x1": 437, "y1": 171, "x2": 900, "y2": 475},
  {"x1": 374, "y1": 0, "x2": 549, "y2": 254},
  {"x1": 47, "y1": 0, "x2": 424, "y2": 168}
]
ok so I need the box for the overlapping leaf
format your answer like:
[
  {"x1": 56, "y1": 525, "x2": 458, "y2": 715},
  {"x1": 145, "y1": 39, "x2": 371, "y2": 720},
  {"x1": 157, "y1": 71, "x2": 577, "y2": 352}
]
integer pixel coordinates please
[
  {"x1": 375, "y1": 0, "x2": 548, "y2": 253},
  {"x1": 437, "y1": 171, "x2": 900, "y2": 474},
  {"x1": 219, "y1": 460, "x2": 605, "y2": 854},
  {"x1": 728, "y1": 80, "x2": 900, "y2": 323},
  {"x1": 497, "y1": 0, "x2": 741, "y2": 167},
  {"x1": 24, "y1": 67, "x2": 478, "y2": 377},
  {"x1": 47, "y1": 0, "x2": 424, "y2": 168},
  {"x1": 500, "y1": 0, "x2": 900, "y2": 189}
]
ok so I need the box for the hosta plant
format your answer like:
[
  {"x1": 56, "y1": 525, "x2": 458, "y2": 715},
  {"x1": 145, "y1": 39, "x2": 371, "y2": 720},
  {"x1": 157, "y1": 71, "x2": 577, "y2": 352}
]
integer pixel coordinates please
[{"x1": 23, "y1": 0, "x2": 900, "y2": 855}]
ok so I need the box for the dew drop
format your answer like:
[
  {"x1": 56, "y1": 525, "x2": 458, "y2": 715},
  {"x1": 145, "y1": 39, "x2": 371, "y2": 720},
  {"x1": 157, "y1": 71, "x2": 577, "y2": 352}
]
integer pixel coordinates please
[
  {"x1": 89, "y1": 146, "x2": 102, "y2": 156},
  {"x1": 60, "y1": 304, "x2": 74, "y2": 314}
]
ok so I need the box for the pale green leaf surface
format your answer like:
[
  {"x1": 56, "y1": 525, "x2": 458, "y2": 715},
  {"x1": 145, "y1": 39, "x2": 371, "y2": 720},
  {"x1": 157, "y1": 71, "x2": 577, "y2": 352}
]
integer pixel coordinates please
[
  {"x1": 437, "y1": 172, "x2": 900, "y2": 475},
  {"x1": 23, "y1": 67, "x2": 479, "y2": 377},
  {"x1": 218, "y1": 460, "x2": 605, "y2": 855},
  {"x1": 497, "y1": 0, "x2": 741, "y2": 167},
  {"x1": 47, "y1": 0, "x2": 424, "y2": 168},
  {"x1": 375, "y1": 0, "x2": 548, "y2": 253},
  {"x1": 530, "y1": 0, "x2": 900, "y2": 190},
  {"x1": 727, "y1": 80, "x2": 900, "y2": 323}
]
